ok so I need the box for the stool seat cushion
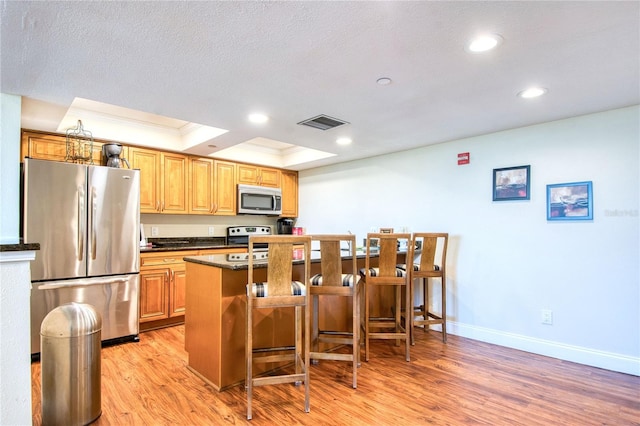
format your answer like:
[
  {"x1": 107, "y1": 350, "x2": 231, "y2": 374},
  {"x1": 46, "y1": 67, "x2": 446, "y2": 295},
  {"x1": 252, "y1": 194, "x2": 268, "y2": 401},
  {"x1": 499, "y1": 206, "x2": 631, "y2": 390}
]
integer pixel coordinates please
[
  {"x1": 359, "y1": 267, "x2": 405, "y2": 278},
  {"x1": 249, "y1": 281, "x2": 306, "y2": 297},
  {"x1": 310, "y1": 273, "x2": 360, "y2": 287},
  {"x1": 396, "y1": 263, "x2": 441, "y2": 271}
]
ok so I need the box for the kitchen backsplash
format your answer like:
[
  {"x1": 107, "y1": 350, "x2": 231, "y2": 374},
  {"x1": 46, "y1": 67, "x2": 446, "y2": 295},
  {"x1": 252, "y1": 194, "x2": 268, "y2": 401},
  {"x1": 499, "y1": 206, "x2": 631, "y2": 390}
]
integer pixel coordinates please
[{"x1": 140, "y1": 214, "x2": 276, "y2": 238}]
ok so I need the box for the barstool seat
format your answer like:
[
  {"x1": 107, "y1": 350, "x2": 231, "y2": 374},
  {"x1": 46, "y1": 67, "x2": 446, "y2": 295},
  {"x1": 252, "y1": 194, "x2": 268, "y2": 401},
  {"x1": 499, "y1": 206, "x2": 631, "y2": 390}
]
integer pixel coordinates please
[{"x1": 310, "y1": 273, "x2": 358, "y2": 287}]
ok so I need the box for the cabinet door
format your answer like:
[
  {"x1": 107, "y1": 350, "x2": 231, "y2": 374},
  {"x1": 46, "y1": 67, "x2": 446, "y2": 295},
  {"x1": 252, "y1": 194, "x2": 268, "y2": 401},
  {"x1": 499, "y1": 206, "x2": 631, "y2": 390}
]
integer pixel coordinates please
[
  {"x1": 213, "y1": 160, "x2": 236, "y2": 215},
  {"x1": 161, "y1": 152, "x2": 188, "y2": 214},
  {"x1": 189, "y1": 157, "x2": 214, "y2": 214},
  {"x1": 169, "y1": 264, "x2": 187, "y2": 317},
  {"x1": 139, "y1": 268, "x2": 169, "y2": 322},
  {"x1": 259, "y1": 167, "x2": 280, "y2": 187},
  {"x1": 280, "y1": 170, "x2": 298, "y2": 217},
  {"x1": 237, "y1": 164, "x2": 260, "y2": 185},
  {"x1": 237, "y1": 164, "x2": 280, "y2": 187},
  {"x1": 22, "y1": 132, "x2": 67, "y2": 162},
  {"x1": 21, "y1": 131, "x2": 104, "y2": 164},
  {"x1": 130, "y1": 147, "x2": 161, "y2": 213}
]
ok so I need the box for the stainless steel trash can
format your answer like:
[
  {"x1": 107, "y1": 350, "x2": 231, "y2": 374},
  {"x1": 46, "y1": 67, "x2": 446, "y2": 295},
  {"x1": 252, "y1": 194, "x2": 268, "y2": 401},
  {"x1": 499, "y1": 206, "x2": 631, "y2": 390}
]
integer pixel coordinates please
[{"x1": 41, "y1": 302, "x2": 102, "y2": 426}]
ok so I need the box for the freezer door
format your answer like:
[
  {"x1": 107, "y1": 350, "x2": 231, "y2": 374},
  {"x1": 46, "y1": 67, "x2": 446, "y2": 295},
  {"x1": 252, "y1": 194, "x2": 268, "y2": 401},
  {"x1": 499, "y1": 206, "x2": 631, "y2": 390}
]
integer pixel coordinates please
[
  {"x1": 30, "y1": 274, "x2": 140, "y2": 355},
  {"x1": 87, "y1": 166, "x2": 140, "y2": 276},
  {"x1": 24, "y1": 158, "x2": 87, "y2": 281}
]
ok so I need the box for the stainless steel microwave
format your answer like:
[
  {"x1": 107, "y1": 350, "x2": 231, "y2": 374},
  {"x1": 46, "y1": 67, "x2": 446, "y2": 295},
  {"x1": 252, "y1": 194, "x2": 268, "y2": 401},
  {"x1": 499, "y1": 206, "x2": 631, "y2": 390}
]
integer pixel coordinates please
[{"x1": 237, "y1": 184, "x2": 282, "y2": 215}]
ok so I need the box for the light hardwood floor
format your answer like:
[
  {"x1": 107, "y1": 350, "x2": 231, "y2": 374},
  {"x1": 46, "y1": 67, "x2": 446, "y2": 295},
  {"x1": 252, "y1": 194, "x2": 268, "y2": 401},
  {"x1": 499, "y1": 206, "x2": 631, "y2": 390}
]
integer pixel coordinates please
[{"x1": 31, "y1": 325, "x2": 639, "y2": 425}]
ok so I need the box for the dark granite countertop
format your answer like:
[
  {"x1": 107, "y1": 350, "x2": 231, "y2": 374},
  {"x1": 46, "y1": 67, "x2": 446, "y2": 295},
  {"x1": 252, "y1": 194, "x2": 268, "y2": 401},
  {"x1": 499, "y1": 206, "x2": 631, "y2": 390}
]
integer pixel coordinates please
[
  {"x1": 140, "y1": 244, "x2": 247, "y2": 253},
  {"x1": 139, "y1": 236, "x2": 245, "y2": 253},
  {"x1": 184, "y1": 249, "x2": 390, "y2": 271},
  {"x1": 0, "y1": 242, "x2": 40, "y2": 252}
]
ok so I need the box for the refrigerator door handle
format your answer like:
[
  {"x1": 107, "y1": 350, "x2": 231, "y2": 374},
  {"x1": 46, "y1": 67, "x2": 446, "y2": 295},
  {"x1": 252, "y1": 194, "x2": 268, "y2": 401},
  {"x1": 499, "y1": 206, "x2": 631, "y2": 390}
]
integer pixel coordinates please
[
  {"x1": 36, "y1": 276, "x2": 132, "y2": 290},
  {"x1": 78, "y1": 185, "x2": 85, "y2": 261},
  {"x1": 91, "y1": 186, "x2": 97, "y2": 260}
]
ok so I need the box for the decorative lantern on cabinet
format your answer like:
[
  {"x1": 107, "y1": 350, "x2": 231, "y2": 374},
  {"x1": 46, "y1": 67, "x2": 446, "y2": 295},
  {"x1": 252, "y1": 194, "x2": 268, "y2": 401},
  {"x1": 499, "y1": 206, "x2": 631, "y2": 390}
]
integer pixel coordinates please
[{"x1": 65, "y1": 120, "x2": 94, "y2": 164}]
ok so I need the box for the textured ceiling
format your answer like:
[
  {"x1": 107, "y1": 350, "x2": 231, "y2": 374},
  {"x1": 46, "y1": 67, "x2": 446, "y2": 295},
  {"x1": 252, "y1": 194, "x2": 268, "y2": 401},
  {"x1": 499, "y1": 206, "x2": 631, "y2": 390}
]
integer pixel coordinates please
[{"x1": 2, "y1": 1, "x2": 639, "y2": 170}]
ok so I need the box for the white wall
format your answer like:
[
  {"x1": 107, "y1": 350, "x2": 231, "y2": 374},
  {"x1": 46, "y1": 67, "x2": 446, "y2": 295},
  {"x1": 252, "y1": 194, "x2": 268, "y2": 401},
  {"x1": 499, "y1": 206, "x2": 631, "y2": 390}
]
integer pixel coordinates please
[
  {"x1": 0, "y1": 94, "x2": 33, "y2": 424},
  {"x1": 1, "y1": 93, "x2": 22, "y2": 244},
  {"x1": 298, "y1": 106, "x2": 640, "y2": 375}
]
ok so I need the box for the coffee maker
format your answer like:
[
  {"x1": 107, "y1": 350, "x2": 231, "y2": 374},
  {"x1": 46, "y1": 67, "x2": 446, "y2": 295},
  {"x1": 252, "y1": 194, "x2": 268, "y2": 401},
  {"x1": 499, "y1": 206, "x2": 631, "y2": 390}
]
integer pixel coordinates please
[
  {"x1": 276, "y1": 218, "x2": 295, "y2": 234},
  {"x1": 103, "y1": 143, "x2": 130, "y2": 168}
]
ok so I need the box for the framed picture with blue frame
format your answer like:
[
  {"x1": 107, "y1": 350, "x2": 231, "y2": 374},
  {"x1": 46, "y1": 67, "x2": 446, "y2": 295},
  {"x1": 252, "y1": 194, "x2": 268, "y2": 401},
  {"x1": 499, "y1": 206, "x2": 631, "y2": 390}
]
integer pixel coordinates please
[
  {"x1": 492, "y1": 165, "x2": 530, "y2": 201},
  {"x1": 546, "y1": 181, "x2": 593, "y2": 221}
]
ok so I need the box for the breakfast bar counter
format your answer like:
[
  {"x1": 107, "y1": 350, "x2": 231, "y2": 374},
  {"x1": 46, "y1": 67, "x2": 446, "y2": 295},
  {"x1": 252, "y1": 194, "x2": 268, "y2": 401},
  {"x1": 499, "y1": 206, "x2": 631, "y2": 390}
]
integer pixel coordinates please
[{"x1": 183, "y1": 249, "x2": 408, "y2": 391}]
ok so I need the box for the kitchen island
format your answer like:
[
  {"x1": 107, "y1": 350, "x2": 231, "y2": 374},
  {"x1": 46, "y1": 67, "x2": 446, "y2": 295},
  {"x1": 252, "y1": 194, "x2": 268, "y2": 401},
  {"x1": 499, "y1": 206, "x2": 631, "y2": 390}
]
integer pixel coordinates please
[{"x1": 183, "y1": 249, "x2": 409, "y2": 391}]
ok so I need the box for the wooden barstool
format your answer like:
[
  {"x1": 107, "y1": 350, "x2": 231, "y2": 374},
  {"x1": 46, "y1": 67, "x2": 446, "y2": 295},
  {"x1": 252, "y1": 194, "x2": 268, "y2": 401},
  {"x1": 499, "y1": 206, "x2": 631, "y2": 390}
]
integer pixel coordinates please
[
  {"x1": 245, "y1": 235, "x2": 312, "y2": 420},
  {"x1": 309, "y1": 234, "x2": 361, "y2": 388},
  {"x1": 400, "y1": 233, "x2": 449, "y2": 344},
  {"x1": 360, "y1": 232, "x2": 413, "y2": 362}
]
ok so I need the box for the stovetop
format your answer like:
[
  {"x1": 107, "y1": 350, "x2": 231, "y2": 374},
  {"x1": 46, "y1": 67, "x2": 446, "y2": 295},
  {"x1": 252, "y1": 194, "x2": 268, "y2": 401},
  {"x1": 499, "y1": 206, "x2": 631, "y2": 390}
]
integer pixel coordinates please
[
  {"x1": 227, "y1": 226, "x2": 272, "y2": 238},
  {"x1": 227, "y1": 251, "x2": 269, "y2": 262}
]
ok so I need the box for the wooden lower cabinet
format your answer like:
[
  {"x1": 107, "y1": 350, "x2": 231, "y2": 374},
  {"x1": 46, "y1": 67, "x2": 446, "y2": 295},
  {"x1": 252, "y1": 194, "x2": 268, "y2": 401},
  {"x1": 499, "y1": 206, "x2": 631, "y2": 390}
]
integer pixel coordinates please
[
  {"x1": 139, "y1": 248, "x2": 246, "y2": 331},
  {"x1": 139, "y1": 251, "x2": 192, "y2": 331}
]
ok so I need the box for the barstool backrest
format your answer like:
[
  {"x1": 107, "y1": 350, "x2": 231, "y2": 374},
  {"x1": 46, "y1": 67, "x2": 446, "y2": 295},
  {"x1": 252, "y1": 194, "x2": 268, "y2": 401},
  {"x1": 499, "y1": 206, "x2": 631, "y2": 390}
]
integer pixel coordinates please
[
  {"x1": 365, "y1": 232, "x2": 413, "y2": 280},
  {"x1": 413, "y1": 233, "x2": 448, "y2": 276}
]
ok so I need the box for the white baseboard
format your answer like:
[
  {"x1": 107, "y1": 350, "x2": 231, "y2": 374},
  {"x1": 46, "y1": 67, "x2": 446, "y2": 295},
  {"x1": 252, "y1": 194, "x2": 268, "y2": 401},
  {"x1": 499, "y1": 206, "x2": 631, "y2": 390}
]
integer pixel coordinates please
[{"x1": 446, "y1": 322, "x2": 640, "y2": 377}]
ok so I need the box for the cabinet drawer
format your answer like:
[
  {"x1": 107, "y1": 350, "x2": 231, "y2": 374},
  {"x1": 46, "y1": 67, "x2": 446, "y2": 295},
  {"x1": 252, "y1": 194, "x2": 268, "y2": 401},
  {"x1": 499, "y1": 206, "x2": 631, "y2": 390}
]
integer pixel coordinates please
[{"x1": 140, "y1": 251, "x2": 194, "y2": 267}]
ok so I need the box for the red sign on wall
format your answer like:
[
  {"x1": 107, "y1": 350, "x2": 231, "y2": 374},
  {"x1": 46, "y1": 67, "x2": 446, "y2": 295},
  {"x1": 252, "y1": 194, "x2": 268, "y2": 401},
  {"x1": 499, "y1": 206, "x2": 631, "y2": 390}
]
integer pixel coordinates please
[{"x1": 458, "y1": 152, "x2": 470, "y2": 165}]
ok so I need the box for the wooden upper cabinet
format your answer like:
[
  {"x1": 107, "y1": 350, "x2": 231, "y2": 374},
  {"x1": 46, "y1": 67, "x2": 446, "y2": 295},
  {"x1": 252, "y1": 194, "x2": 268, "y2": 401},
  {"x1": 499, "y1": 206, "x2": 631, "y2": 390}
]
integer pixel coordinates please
[
  {"x1": 160, "y1": 152, "x2": 188, "y2": 214},
  {"x1": 130, "y1": 147, "x2": 187, "y2": 214},
  {"x1": 189, "y1": 157, "x2": 214, "y2": 214},
  {"x1": 213, "y1": 160, "x2": 236, "y2": 215},
  {"x1": 21, "y1": 130, "x2": 105, "y2": 165},
  {"x1": 237, "y1": 164, "x2": 280, "y2": 188},
  {"x1": 280, "y1": 170, "x2": 299, "y2": 218},
  {"x1": 21, "y1": 130, "x2": 297, "y2": 218},
  {"x1": 129, "y1": 147, "x2": 161, "y2": 213},
  {"x1": 188, "y1": 157, "x2": 236, "y2": 215}
]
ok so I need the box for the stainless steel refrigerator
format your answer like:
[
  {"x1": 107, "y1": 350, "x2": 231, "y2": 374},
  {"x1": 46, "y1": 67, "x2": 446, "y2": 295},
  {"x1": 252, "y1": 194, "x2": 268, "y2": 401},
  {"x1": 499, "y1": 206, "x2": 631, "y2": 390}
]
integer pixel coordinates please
[{"x1": 23, "y1": 158, "x2": 141, "y2": 356}]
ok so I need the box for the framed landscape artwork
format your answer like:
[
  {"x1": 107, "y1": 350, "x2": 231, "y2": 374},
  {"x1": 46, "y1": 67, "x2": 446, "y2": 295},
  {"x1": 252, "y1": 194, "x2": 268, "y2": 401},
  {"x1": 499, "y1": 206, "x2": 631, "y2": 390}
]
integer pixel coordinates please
[
  {"x1": 493, "y1": 165, "x2": 531, "y2": 201},
  {"x1": 546, "y1": 181, "x2": 593, "y2": 221}
]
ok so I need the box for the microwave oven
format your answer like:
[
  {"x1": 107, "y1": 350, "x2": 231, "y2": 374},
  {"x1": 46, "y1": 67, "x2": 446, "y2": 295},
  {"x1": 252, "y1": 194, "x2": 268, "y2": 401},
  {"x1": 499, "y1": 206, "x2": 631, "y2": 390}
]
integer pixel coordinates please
[{"x1": 237, "y1": 184, "x2": 282, "y2": 215}]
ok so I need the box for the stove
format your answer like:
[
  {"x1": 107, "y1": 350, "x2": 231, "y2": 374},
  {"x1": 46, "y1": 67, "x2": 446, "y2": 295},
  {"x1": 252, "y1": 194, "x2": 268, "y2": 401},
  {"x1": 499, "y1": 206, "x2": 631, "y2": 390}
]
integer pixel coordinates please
[{"x1": 226, "y1": 226, "x2": 272, "y2": 247}]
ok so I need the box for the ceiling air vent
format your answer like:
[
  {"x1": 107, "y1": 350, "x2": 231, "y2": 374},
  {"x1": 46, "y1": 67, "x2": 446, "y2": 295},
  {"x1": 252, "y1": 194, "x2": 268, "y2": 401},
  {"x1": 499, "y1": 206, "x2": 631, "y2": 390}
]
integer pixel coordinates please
[{"x1": 297, "y1": 114, "x2": 349, "y2": 131}]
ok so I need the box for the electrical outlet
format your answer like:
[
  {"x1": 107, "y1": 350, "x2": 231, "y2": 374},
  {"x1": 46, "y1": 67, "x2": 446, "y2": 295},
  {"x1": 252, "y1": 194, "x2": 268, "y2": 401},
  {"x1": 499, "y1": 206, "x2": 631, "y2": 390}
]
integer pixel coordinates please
[
  {"x1": 151, "y1": 226, "x2": 159, "y2": 237},
  {"x1": 208, "y1": 226, "x2": 215, "y2": 236},
  {"x1": 541, "y1": 309, "x2": 553, "y2": 325}
]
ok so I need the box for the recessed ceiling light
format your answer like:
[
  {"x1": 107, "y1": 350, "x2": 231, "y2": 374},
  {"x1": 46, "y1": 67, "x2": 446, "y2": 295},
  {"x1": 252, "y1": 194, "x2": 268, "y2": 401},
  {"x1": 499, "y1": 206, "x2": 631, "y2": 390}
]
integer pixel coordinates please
[
  {"x1": 466, "y1": 34, "x2": 503, "y2": 53},
  {"x1": 248, "y1": 113, "x2": 268, "y2": 124},
  {"x1": 336, "y1": 137, "x2": 352, "y2": 145},
  {"x1": 517, "y1": 87, "x2": 548, "y2": 99},
  {"x1": 376, "y1": 77, "x2": 392, "y2": 85}
]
